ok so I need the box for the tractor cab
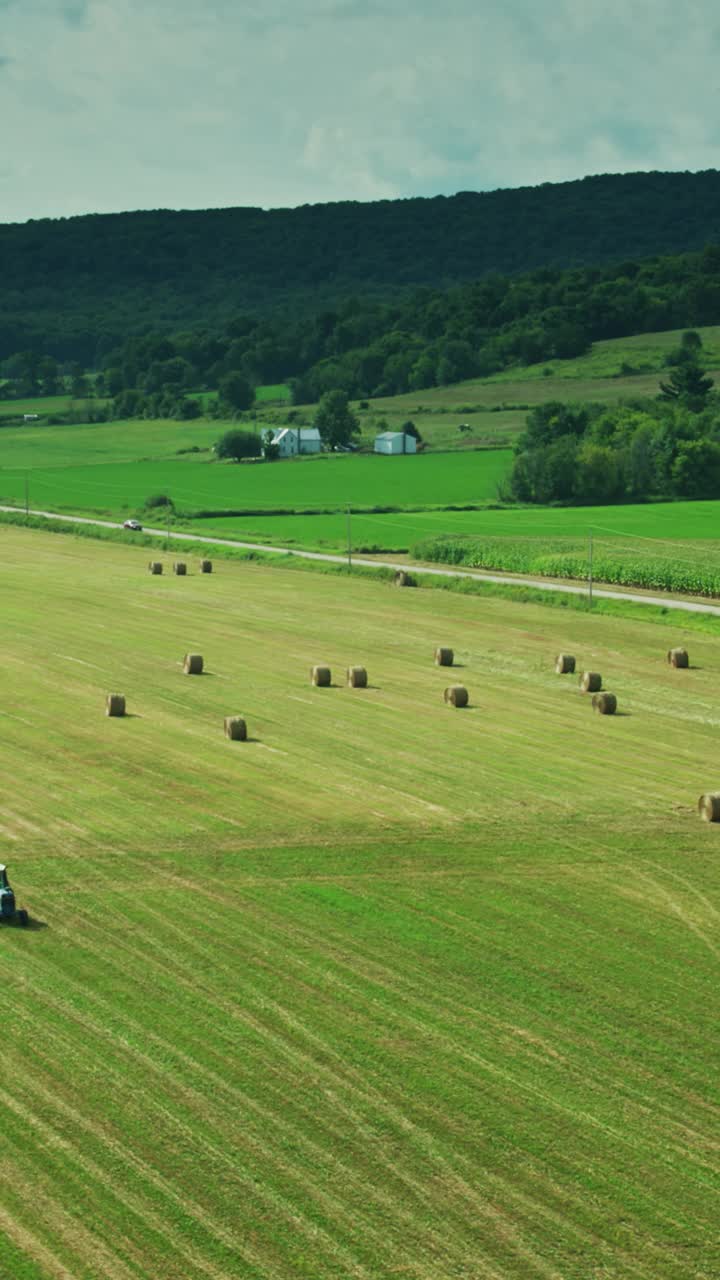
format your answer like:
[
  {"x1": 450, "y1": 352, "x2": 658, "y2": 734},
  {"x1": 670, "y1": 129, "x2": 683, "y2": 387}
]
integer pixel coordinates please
[{"x1": 0, "y1": 865, "x2": 28, "y2": 926}]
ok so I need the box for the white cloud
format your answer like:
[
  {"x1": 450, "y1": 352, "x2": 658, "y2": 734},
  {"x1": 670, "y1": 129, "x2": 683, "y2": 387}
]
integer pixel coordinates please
[{"x1": 1, "y1": 0, "x2": 720, "y2": 222}]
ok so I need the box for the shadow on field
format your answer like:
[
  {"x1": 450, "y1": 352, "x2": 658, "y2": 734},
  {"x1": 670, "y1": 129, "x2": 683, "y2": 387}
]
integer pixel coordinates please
[{"x1": 1, "y1": 918, "x2": 48, "y2": 932}]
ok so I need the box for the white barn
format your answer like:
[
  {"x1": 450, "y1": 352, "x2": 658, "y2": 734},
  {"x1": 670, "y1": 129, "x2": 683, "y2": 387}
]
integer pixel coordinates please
[
  {"x1": 269, "y1": 427, "x2": 322, "y2": 457},
  {"x1": 374, "y1": 431, "x2": 417, "y2": 455}
]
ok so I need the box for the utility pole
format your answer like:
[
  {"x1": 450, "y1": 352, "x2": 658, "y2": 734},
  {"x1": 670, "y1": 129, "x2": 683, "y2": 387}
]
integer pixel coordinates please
[
  {"x1": 588, "y1": 530, "x2": 593, "y2": 608},
  {"x1": 24, "y1": 471, "x2": 29, "y2": 518},
  {"x1": 346, "y1": 504, "x2": 352, "y2": 571}
]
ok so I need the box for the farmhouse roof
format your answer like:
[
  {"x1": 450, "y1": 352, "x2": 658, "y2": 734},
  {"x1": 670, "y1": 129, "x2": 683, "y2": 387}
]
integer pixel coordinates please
[
  {"x1": 376, "y1": 431, "x2": 407, "y2": 441},
  {"x1": 271, "y1": 426, "x2": 321, "y2": 441}
]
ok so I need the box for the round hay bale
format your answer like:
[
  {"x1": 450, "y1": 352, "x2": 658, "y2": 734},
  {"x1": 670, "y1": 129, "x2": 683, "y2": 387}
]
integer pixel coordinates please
[
  {"x1": 183, "y1": 653, "x2": 204, "y2": 675},
  {"x1": 435, "y1": 647, "x2": 454, "y2": 667},
  {"x1": 555, "y1": 654, "x2": 576, "y2": 674},
  {"x1": 148, "y1": 561, "x2": 163, "y2": 575},
  {"x1": 394, "y1": 570, "x2": 409, "y2": 587},
  {"x1": 173, "y1": 562, "x2": 187, "y2": 576},
  {"x1": 444, "y1": 685, "x2": 468, "y2": 707},
  {"x1": 311, "y1": 665, "x2": 331, "y2": 687},
  {"x1": 668, "y1": 647, "x2": 689, "y2": 668},
  {"x1": 224, "y1": 716, "x2": 247, "y2": 741},
  {"x1": 347, "y1": 666, "x2": 367, "y2": 688},
  {"x1": 105, "y1": 693, "x2": 126, "y2": 717},
  {"x1": 698, "y1": 793, "x2": 720, "y2": 822},
  {"x1": 579, "y1": 671, "x2": 602, "y2": 693},
  {"x1": 592, "y1": 692, "x2": 617, "y2": 715},
  {"x1": 200, "y1": 559, "x2": 213, "y2": 574}
]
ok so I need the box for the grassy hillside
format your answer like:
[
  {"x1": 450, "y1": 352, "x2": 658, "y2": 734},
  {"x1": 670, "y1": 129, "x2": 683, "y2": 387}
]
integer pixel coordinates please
[{"x1": 1, "y1": 525, "x2": 719, "y2": 1278}]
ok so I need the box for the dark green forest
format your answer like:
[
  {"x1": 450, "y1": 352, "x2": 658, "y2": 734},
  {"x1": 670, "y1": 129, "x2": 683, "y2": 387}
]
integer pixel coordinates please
[
  {"x1": 4, "y1": 168, "x2": 720, "y2": 362},
  {"x1": 6, "y1": 241, "x2": 720, "y2": 423}
]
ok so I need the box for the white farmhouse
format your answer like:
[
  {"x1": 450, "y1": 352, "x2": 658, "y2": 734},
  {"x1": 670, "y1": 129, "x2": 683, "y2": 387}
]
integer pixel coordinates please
[
  {"x1": 268, "y1": 426, "x2": 322, "y2": 457},
  {"x1": 374, "y1": 431, "x2": 417, "y2": 455}
]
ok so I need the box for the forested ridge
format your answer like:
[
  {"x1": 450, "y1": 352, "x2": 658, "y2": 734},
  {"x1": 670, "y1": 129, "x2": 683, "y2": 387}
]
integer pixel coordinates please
[{"x1": 4, "y1": 168, "x2": 720, "y2": 361}]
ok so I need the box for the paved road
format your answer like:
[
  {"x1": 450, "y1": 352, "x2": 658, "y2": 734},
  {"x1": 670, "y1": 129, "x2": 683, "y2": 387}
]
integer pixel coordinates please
[{"x1": 4, "y1": 502, "x2": 720, "y2": 618}]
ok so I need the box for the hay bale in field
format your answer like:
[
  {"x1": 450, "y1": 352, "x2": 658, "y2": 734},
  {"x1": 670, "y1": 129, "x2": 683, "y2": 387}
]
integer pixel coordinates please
[
  {"x1": 200, "y1": 559, "x2": 213, "y2": 574},
  {"x1": 555, "y1": 654, "x2": 575, "y2": 674},
  {"x1": 394, "y1": 570, "x2": 409, "y2": 587},
  {"x1": 698, "y1": 793, "x2": 720, "y2": 822},
  {"x1": 435, "y1": 647, "x2": 454, "y2": 667},
  {"x1": 105, "y1": 693, "x2": 126, "y2": 717},
  {"x1": 311, "y1": 665, "x2": 331, "y2": 687},
  {"x1": 579, "y1": 671, "x2": 602, "y2": 693},
  {"x1": 224, "y1": 716, "x2": 247, "y2": 741},
  {"x1": 173, "y1": 562, "x2": 187, "y2": 576},
  {"x1": 668, "y1": 647, "x2": 689, "y2": 668},
  {"x1": 347, "y1": 666, "x2": 367, "y2": 688},
  {"x1": 592, "y1": 692, "x2": 617, "y2": 715},
  {"x1": 183, "y1": 653, "x2": 203, "y2": 675},
  {"x1": 148, "y1": 561, "x2": 163, "y2": 575},
  {"x1": 444, "y1": 685, "x2": 468, "y2": 707}
]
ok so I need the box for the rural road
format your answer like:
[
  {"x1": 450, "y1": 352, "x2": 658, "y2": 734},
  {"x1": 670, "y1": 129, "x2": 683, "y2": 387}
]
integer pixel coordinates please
[{"x1": 4, "y1": 502, "x2": 720, "y2": 619}]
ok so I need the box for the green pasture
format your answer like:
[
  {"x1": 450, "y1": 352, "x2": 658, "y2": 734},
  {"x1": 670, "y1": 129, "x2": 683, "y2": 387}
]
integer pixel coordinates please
[
  {"x1": 0, "y1": 449, "x2": 512, "y2": 516},
  {"x1": 0, "y1": 417, "x2": 223, "y2": 469},
  {"x1": 255, "y1": 382, "x2": 291, "y2": 402},
  {"x1": 0, "y1": 394, "x2": 79, "y2": 420},
  {"x1": 1, "y1": 525, "x2": 719, "y2": 1278},
  {"x1": 181, "y1": 498, "x2": 720, "y2": 554},
  {"x1": 485, "y1": 325, "x2": 720, "y2": 384},
  {"x1": 366, "y1": 326, "x2": 720, "y2": 420}
]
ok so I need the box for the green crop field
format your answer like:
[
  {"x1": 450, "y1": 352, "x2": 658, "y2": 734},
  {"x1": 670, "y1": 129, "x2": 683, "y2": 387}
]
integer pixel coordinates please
[
  {"x1": 1, "y1": 524, "x2": 719, "y2": 1278},
  {"x1": 0, "y1": 449, "x2": 512, "y2": 517},
  {"x1": 178, "y1": 497, "x2": 720, "y2": 558}
]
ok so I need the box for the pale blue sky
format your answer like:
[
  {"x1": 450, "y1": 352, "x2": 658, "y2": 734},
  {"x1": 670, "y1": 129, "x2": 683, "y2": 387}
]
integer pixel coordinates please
[{"x1": 2, "y1": 0, "x2": 719, "y2": 222}]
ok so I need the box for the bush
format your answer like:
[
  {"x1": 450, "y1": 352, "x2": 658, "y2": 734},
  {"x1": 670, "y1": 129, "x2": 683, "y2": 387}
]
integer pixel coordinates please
[
  {"x1": 144, "y1": 493, "x2": 174, "y2": 509},
  {"x1": 215, "y1": 428, "x2": 261, "y2": 461}
]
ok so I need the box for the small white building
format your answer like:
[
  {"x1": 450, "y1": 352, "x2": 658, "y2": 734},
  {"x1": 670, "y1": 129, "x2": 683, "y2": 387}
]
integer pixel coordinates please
[
  {"x1": 269, "y1": 426, "x2": 322, "y2": 457},
  {"x1": 374, "y1": 431, "x2": 417, "y2": 455}
]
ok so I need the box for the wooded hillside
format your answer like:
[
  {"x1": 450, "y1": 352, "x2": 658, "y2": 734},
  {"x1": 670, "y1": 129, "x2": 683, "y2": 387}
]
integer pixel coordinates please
[{"x1": 4, "y1": 169, "x2": 720, "y2": 361}]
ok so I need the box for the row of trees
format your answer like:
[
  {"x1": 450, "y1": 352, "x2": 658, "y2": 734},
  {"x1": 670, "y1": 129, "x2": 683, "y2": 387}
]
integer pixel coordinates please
[{"x1": 505, "y1": 340, "x2": 720, "y2": 504}]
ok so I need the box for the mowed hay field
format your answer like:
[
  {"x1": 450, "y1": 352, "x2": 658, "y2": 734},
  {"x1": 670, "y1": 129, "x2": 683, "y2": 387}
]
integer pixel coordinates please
[{"x1": 1, "y1": 527, "x2": 720, "y2": 1280}]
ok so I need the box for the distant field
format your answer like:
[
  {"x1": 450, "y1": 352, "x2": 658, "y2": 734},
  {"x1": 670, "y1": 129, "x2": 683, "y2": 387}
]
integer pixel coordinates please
[
  {"x1": 485, "y1": 325, "x2": 720, "y2": 383},
  {"x1": 364, "y1": 326, "x2": 720, "y2": 430},
  {"x1": 2, "y1": 525, "x2": 719, "y2": 1278},
  {"x1": 183, "y1": 498, "x2": 720, "y2": 554},
  {"x1": 368, "y1": 366, "x2": 698, "y2": 414},
  {"x1": 0, "y1": 417, "x2": 223, "y2": 468},
  {"x1": 0, "y1": 394, "x2": 80, "y2": 419},
  {"x1": 255, "y1": 382, "x2": 291, "y2": 402},
  {"x1": 0, "y1": 450, "x2": 512, "y2": 516}
]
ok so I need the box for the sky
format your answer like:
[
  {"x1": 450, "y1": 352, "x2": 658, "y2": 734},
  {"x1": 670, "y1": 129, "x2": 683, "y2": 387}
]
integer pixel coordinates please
[{"x1": 2, "y1": 0, "x2": 720, "y2": 223}]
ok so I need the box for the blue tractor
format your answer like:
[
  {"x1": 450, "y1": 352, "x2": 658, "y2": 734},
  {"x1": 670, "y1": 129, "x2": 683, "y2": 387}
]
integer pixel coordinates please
[{"x1": 0, "y1": 865, "x2": 28, "y2": 926}]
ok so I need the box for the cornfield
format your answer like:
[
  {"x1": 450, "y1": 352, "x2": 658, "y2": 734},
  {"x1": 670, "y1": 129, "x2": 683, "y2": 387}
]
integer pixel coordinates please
[{"x1": 412, "y1": 534, "x2": 720, "y2": 597}]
